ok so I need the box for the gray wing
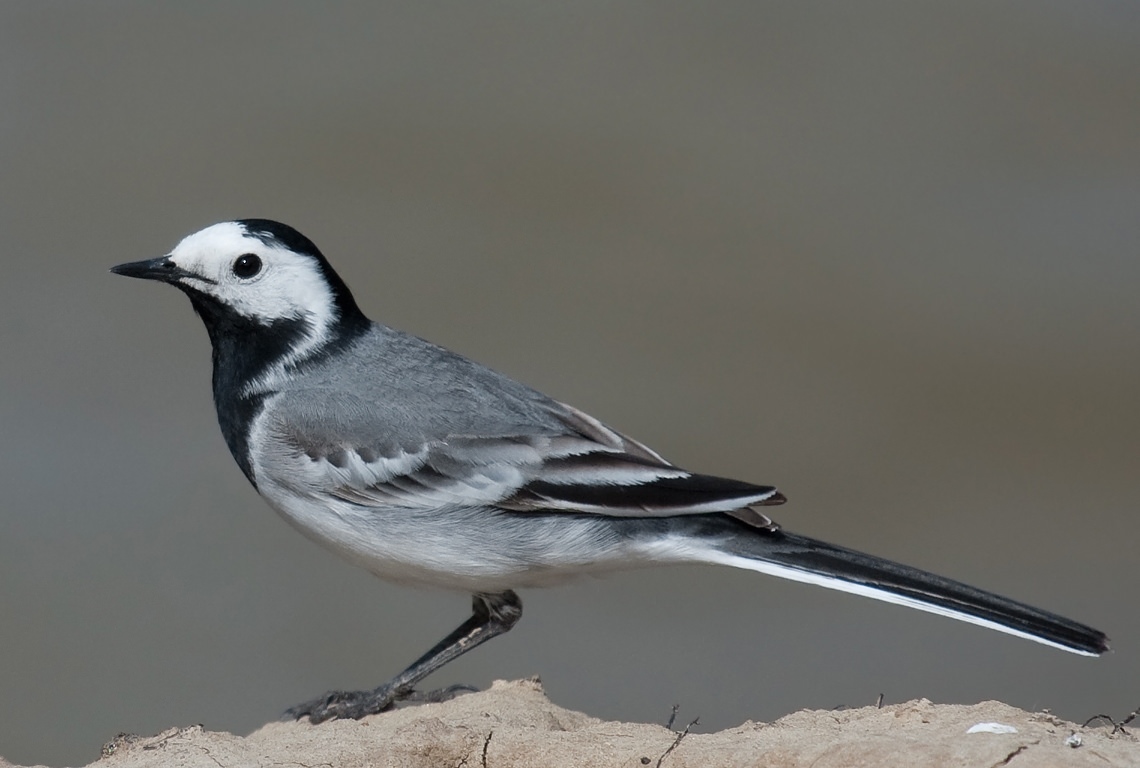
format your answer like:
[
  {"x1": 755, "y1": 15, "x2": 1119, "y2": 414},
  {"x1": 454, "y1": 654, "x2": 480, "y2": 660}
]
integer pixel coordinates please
[{"x1": 258, "y1": 386, "x2": 784, "y2": 524}]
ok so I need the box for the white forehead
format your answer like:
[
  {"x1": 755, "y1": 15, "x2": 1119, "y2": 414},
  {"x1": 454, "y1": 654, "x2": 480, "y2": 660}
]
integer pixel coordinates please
[
  {"x1": 171, "y1": 221, "x2": 261, "y2": 266},
  {"x1": 168, "y1": 221, "x2": 336, "y2": 324}
]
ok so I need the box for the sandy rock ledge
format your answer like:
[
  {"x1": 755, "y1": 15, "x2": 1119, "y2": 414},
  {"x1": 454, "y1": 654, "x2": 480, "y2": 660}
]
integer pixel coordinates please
[{"x1": 6, "y1": 679, "x2": 1137, "y2": 768}]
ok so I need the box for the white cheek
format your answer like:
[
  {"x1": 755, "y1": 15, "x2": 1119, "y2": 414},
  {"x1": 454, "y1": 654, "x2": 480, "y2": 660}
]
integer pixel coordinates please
[
  {"x1": 169, "y1": 222, "x2": 333, "y2": 320},
  {"x1": 225, "y1": 275, "x2": 302, "y2": 321},
  {"x1": 211, "y1": 259, "x2": 337, "y2": 325}
]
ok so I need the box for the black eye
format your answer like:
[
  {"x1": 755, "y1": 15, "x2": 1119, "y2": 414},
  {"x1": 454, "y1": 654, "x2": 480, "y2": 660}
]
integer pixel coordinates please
[{"x1": 232, "y1": 253, "x2": 262, "y2": 279}]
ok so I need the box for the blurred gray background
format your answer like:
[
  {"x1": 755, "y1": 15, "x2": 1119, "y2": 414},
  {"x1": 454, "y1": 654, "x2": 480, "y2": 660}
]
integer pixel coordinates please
[{"x1": 1, "y1": 2, "x2": 1137, "y2": 765}]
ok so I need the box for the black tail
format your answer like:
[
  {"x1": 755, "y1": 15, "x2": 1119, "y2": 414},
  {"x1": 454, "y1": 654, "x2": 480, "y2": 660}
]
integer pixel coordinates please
[{"x1": 703, "y1": 526, "x2": 1109, "y2": 656}]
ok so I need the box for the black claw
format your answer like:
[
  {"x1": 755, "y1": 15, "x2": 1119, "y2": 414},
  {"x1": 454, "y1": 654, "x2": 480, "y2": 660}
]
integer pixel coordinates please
[
  {"x1": 283, "y1": 682, "x2": 481, "y2": 723},
  {"x1": 283, "y1": 687, "x2": 396, "y2": 723}
]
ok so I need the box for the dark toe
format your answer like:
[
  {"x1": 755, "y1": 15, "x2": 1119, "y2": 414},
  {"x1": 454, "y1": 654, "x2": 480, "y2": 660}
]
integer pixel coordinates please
[{"x1": 284, "y1": 687, "x2": 397, "y2": 723}]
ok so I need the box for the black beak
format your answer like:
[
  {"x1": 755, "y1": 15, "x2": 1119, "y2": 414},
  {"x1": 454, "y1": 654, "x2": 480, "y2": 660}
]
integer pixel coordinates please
[{"x1": 110, "y1": 256, "x2": 195, "y2": 284}]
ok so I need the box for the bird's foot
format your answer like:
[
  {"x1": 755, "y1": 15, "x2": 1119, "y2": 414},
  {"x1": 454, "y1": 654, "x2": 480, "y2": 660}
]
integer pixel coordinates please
[
  {"x1": 283, "y1": 684, "x2": 402, "y2": 723},
  {"x1": 283, "y1": 682, "x2": 479, "y2": 723}
]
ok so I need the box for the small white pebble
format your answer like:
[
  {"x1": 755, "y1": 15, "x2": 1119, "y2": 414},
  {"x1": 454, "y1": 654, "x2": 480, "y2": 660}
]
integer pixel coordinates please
[
  {"x1": 1065, "y1": 733, "x2": 1083, "y2": 748},
  {"x1": 966, "y1": 722, "x2": 1019, "y2": 735}
]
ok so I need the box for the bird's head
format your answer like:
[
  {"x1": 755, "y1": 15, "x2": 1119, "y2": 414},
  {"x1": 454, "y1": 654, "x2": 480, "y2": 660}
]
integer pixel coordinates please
[
  {"x1": 113, "y1": 220, "x2": 370, "y2": 395},
  {"x1": 112, "y1": 219, "x2": 366, "y2": 331}
]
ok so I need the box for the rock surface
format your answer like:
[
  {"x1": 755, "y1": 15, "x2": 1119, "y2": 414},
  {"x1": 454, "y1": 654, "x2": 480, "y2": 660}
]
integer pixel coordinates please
[{"x1": 4, "y1": 679, "x2": 1136, "y2": 768}]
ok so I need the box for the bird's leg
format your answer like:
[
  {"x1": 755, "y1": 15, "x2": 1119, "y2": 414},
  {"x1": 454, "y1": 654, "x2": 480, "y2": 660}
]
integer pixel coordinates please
[{"x1": 284, "y1": 590, "x2": 523, "y2": 723}]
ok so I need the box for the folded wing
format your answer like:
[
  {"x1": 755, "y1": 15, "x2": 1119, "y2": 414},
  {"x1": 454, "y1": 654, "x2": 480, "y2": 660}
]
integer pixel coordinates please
[{"x1": 262, "y1": 392, "x2": 784, "y2": 522}]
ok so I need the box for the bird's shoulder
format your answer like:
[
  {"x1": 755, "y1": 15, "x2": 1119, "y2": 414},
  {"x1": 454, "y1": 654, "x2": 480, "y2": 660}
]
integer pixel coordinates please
[{"x1": 262, "y1": 324, "x2": 605, "y2": 451}]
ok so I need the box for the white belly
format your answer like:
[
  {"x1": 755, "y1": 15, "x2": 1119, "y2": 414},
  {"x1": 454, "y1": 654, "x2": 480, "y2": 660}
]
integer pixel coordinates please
[{"x1": 258, "y1": 479, "x2": 655, "y2": 592}]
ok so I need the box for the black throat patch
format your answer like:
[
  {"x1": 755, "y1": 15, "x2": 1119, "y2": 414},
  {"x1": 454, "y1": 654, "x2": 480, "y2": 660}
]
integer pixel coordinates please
[
  {"x1": 184, "y1": 289, "x2": 367, "y2": 486},
  {"x1": 186, "y1": 291, "x2": 308, "y2": 484}
]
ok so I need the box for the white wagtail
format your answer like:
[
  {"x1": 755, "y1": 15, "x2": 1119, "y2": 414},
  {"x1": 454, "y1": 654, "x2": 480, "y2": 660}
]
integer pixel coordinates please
[{"x1": 112, "y1": 220, "x2": 1108, "y2": 723}]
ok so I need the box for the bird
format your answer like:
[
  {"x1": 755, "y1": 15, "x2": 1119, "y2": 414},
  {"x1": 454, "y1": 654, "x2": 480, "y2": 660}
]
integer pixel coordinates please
[{"x1": 111, "y1": 219, "x2": 1108, "y2": 723}]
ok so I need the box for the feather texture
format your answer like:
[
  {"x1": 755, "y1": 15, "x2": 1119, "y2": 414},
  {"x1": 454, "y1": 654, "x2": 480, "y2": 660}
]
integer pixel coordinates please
[{"x1": 255, "y1": 385, "x2": 782, "y2": 519}]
